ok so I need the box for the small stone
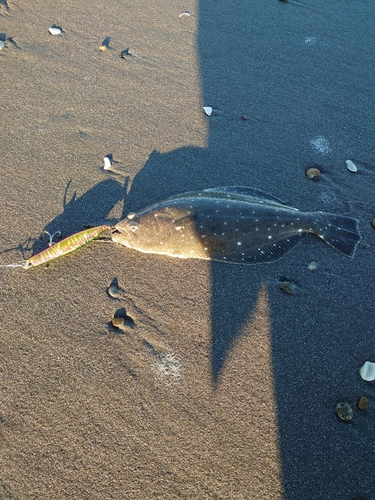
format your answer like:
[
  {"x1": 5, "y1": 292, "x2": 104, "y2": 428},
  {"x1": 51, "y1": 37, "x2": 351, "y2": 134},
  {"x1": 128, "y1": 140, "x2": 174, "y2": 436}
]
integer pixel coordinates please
[
  {"x1": 360, "y1": 361, "x2": 375, "y2": 382},
  {"x1": 120, "y1": 48, "x2": 131, "y2": 58},
  {"x1": 335, "y1": 402, "x2": 353, "y2": 421},
  {"x1": 108, "y1": 284, "x2": 120, "y2": 298},
  {"x1": 0, "y1": 40, "x2": 5, "y2": 50},
  {"x1": 112, "y1": 316, "x2": 125, "y2": 328},
  {"x1": 346, "y1": 160, "x2": 358, "y2": 173},
  {"x1": 49, "y1": 27, "x2": 62, "y2": 35},
  {"x1": 305, "y1": 167, "x2": 320, "y2": 179},
  {"x1": 240, "y1": 115, "x2": 248, "y2": 121},
  {"x1": 358, "y1": 397, "x2": 368, "y2": 410},
  {"x1": 278, "y1": 280, "x2": 294, "y2": 294},
  {"x1": 308, "y1": 261, "x2": 318, "y2": 271},
  {"x1": 203, "y1": 106, "x2": 212, "y2": 116},
  {"x1": 98, "y1": 45, "x2": 107, "y2": 52},
  {"x1": 371, "y1": 219, "x2": 375, "y2": 229}
]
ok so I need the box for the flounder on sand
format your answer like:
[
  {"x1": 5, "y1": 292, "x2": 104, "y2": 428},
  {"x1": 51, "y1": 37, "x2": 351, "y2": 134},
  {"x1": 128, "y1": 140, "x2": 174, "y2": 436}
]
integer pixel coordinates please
[{"x1": 111, "y1": 187, "x2": 361, "y2": 264}]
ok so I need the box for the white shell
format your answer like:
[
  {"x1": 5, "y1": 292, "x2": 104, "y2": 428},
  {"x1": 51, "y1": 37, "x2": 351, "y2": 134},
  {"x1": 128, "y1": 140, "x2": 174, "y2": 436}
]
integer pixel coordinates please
[
  {"x1": 103, "y1": 156, "x2": 112, "y2": 170},
  {"x1": 0, "y1": 41, "x2": 5, "y2": 50},
  {"x1": 107, "y1": 284, "x2": 120, "y2": 299},
  {"x1": 179, "y1": 11, "x2": 191, "y2": 17},
  {"x1": 203, "y1": 106, "x2": 212, "y2": 116},
  {"x1": 346, "y1": 160, "x2": 357, "y2": 172},
  {"x1": 359, "y1": 361, "x2": 375, "y2": 382},
  {"x1": 49, "y1": 27, "x2": 62, "y2": 35}
]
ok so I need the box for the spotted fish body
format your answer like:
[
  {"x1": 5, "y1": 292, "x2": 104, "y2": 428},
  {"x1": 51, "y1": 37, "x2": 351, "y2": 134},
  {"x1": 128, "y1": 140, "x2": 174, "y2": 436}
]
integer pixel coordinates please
[{"x1": 112, "y1": 187, "x2": 361, "y2": 264}]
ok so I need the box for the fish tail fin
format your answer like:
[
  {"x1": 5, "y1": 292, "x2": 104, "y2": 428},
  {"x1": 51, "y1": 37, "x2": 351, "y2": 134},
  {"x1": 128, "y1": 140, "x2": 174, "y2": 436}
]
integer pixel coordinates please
[{"x1": 315, "y1": 213, "x2": 361, "y2": 257}]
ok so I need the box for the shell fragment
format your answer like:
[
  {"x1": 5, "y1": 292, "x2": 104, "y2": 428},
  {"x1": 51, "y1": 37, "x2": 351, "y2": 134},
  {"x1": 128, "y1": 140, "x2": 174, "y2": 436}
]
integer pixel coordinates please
[
  {"x1": 179, "y1": 12, "x2": 191, "y2": 17},
  {"x1": 203, "y1": 106, "x2": 212, "y2": 116},
  {"x1": 49, "y1": 27, "x2": 62, "y2": 35},
  {"x1": 0, "y1": 40, "x2": 5, "y2": 50},
  {"x1": 359, "y1": 361, "x2": 375, "y2": 382},
  {"x1": 346, "y1": 160, "x2": 358, "y2": 173},
  {"x1": 103, "y1": 156, "x2": 112, "y2": 170}
]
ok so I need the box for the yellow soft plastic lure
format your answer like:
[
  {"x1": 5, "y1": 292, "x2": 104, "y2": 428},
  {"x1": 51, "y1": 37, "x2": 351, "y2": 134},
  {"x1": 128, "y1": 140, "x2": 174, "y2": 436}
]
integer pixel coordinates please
[{"x1": 2, "y1": 225, "x2": 111, "y2": 269}]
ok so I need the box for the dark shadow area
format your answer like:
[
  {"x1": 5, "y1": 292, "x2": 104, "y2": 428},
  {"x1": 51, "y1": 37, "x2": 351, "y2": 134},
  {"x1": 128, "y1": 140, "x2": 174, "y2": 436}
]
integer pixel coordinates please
[
  {"x1": 31, "y1": 177, "x2": 126, "y2": 254},
  {"x1": 0, "y1": 32, "x2": 21, "y2": 49},
  {"x1": 0, "y1": 0, "x2": 9, "y2": 12}
]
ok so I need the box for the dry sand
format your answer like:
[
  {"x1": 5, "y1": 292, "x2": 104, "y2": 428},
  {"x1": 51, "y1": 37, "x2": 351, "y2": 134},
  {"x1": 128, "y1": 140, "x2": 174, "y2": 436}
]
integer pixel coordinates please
[{"x1": 1, "y1": 0, "x2": 375, "y2": 498}]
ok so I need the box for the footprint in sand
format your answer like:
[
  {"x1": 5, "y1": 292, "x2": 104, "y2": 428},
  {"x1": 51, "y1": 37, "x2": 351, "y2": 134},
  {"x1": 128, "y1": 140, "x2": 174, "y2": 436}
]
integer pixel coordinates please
[{"x1": 106, "y1": 281, "x2": 182, "y2": 382}]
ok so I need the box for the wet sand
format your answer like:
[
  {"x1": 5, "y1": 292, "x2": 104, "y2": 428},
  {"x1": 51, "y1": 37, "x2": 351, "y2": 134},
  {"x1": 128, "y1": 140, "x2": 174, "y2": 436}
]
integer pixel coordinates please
[{"x1": 1, "y1": 0, "x2": 375, "y2": 498}]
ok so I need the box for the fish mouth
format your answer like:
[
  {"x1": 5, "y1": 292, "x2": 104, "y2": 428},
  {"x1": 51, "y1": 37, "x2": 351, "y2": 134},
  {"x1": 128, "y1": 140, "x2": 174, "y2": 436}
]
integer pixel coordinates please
[{"x1": 116, "y1": 212, "x2": 140, "y2": 230}]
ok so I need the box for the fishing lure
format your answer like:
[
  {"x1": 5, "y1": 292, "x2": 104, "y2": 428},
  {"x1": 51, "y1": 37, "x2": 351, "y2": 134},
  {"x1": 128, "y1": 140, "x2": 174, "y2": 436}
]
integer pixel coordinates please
[{"x1": 1, "y1": 225, "x2": 111, "y2": 269}]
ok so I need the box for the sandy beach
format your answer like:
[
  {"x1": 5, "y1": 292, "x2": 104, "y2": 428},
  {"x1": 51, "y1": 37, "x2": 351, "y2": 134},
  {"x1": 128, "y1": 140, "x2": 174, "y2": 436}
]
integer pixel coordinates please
[{"x1": 1, "y1": 0, "x2": 375, "y2": 498}]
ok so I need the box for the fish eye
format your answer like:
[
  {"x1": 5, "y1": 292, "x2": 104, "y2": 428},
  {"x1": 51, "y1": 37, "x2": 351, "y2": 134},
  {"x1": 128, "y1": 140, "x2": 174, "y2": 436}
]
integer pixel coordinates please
[
  {"x1": 129, "y1": 222, "x2": 139, "y2": 232},
  {"x1": 127, "y1": 212, "x2": 136, "y2": 220}
]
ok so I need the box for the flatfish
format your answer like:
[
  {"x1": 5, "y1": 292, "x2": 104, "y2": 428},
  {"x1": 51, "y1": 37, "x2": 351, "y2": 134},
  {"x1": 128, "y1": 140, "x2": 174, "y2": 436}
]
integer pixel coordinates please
[{"x1": 111, "y1": 187, "x2": 361, "y2": 264}]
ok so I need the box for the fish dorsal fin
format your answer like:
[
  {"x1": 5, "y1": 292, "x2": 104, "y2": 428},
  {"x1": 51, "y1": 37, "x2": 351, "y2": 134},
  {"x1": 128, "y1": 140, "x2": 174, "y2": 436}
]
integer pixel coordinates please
[
  {"x1": 202, "y1": 186, "x2": 289, "y2": 206},
  {"x1": 165, "y1": 186, "x2": 293, "y2": 209},
  {"x1": 212, "y1": 233, "x2": 307, "y2": 265}
]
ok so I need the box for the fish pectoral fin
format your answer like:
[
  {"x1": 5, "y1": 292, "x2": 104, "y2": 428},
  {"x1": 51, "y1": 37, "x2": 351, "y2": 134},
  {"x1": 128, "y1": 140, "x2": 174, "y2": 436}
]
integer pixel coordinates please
[
  {"x1": 213, "y1": 233, "x2": 306, "y2": 264},
  {"x1": 172, "y1": 214, "x2": 198, "y2": 228}
]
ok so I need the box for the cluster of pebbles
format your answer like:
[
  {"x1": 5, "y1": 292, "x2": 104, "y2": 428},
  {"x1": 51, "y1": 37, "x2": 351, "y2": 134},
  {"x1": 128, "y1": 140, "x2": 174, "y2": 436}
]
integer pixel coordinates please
[
  {"x1": 48, "y1": 25, "x2": 134, "y2": 59},
  {"x1": 305, "y1": 160, "x2": 375, "y2": 228},
  {"x1": 305, "y1": 159, "x2": 358, "y2": 180},
  {"x1": 335, "y1": 361, "x2": 374, "y2": 422},
  {"x1": 107, "y1": 281, "x2": 135, "y2": 333}
]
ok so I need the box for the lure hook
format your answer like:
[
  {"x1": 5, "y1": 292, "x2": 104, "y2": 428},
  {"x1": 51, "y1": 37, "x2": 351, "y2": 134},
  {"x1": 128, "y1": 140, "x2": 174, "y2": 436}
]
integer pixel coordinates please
[{"x1": 43, "y1": 230, "x2": 62, "y2": 247}]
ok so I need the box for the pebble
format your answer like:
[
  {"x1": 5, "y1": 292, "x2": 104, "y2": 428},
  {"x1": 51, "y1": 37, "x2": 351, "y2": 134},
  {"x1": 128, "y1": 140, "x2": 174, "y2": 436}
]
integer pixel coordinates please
[
  {"x1": 107, "y1": 284, "x2": 122, "y2": 299},
  {"x1": 278, "y1": 280, "x2": 294, "y2": 294},
  {"x1": 358, "y1": 396, "x2": 369, "y2": 410},
  {"x1": 371, "y1": 219, "x2": 375, "y2": 229},
  {"x1": 335, "y1": 402, "x2": 353, "y2": 421},
  {"x1": 120, "y1": 48, "x2": 131, "y2": 58},
  {"x1": 360, "y1": 361, "x2": 375, "y2": 382},
  {"x1": 49, "y1": 27, "x2": 62, "y2": 35},
  {"x1": 203, "y1": 106, "x2": 212, "y2": 116},
  {"x1": 98, "y1": 45, "x2": 107, "y2": 52},
  {"x1": 308, "y1": 261, "x2": 318, "y2": 271},
  {"x1": 346, "y1": 160, "x2": 358, "y2": 173},
  {"x1": 103, "y1": 156, "x2": 112, "y2": 170},
  {"x1": 112, "y1": 316, "x2": 125, "y2": 328},
  {"x1": 0, "y1": 41, "x2": 5, "y2": 50},
  {"x1": 305, "y1": 167, "x2": 320, "y2": 179}
]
